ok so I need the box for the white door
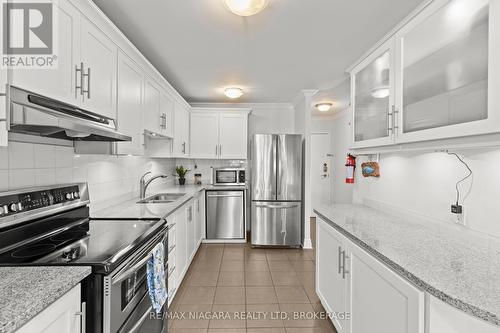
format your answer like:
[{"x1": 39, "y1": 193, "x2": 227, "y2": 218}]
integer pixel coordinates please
[
  {"x1": 347, "y1": 241, "x2": 424, "y2": 333},
  {"x1": 351, "y1": 39, "x2": 396, "y2": 148},
  {"x1": 160, "y1": 92, "x2": 174, "y2": 137},
  {"x1": 80, "y1": 19, "x2": 117, "y2": 119},
  {"x1": 183, "y1": 104, "x2": 190, "y2": 156},
  {"x1": 175, "y1": 208, "x2": 188, "y2": 281},
  {"x1": 144, "y1": 78, "x2": 161, "y2": 135},
  {"x1": 173, "y1": 102, "x2": 186, "y2": 157},
  {"x1": 219, "y1": 113, "x2": 248, "y2": 159},
  {"x1": 311, "y1": 133, "x2": 333, "y2": 205},
  {"x1": 186, "y1": 203, "x2": 195, "y2": 261},
  {"x1": 116, "y1": 52, "x2": 144, "y2": 156},
  {"x1": 190, "y1": 112, "x2": 219, "y2": 158},
  {"x1": 17, "y1": 284, "x2": 81, "y2": 333},
  {"x1": 395, "y1": 0, "x2": 499, "y2": 143},
  {"x1": 10, "y1": 0, "x2": 81, "y2": 105},
  {"x1": 317, "y1": 218, "x2": 347, "y2": 332}
]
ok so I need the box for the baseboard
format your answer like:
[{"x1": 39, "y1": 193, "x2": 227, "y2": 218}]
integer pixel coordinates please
[{"x1": 303, "y1": 238, "x2": 313, "y2": 249}]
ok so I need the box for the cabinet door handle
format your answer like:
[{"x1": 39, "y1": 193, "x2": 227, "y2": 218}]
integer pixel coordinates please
[
  {"x1": 216, "y1": 145, "x2": 218, "y2": 157},
  {"x1": 75, "y1": 63, "x2": 84, "y2": 98},
  {"x1": 393, "y1": 106, "x2": 399, "y2": 131},
  {"x1": 167, "y1": 223, "x2": 176, "y2": 231},
  {"x1": 75, "y1": 301, "x2": 86, "y2": 333},
  {"x1": 387, "y1": 106, "x2": 394, "y2": 135},
  {"x1": 219, "y1": 144, "x2": 222, "y2": 156},
  {"x1": 342, "y1": 252, "x2": 350, "y2": 280},
  {"x1": 76, "y1": 62, "x2": 85, "y2": 98},
  {"x1": 338, "y1": 246, "x2": 343, "y2": 274},
  {"x1": 82, "y1": 66, "x2": 91, "y2": 99}
]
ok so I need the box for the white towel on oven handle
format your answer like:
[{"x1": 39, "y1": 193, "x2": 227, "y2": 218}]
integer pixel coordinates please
[{"x1": 146, "y1": 242, "x2": 168, "y2": 314}]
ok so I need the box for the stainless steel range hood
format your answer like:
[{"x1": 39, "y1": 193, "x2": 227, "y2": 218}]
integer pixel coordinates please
[{"x1": 7, "y1": 86, "x2": 131, "y2": 142}]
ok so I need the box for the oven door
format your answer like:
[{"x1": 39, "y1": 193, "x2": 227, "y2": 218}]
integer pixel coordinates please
[
  {"x1": 117, "y1": 290, "x2": 166, "y2": 333},
  {"x1": 103, "y1": 227, "x2": 168, "y2": 333}
]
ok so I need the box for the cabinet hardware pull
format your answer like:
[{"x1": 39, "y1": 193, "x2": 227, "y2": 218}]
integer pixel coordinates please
[
  {"x1": 338, "y1": 246, "x2": 343, "y2": 274},
  {"x1": 75, "y1": 63, "x2": 83, "y2": 98},
  {"x1": 387, "y1": 105, "x2": 394, "y2": 135},
  {"x1": 167, "y1": 223, "x2": 176, "y2": 231},
  {"x1": 342, "y1": 252, "x2": 350, "y2": 279},
  {"x1": 75, "y1": 301, "x2": 86, "y2": 333},
  {"x1": 168, "y1": 245, "x2": 176, "y2": 254},
  {"x1": 216, "y1": 145, "x2": 218, "y2": 156},
  {"x1": 219, "y1": 144, "x2": 222, "y2": 156},
  {"x1": 82, "y1": 66, "x2": 91, "y2": 99},
  {"x1": 76, "y1": 63, "x2": 85, "y2": 98},
  {"x1": 393, "y1": 107, "x2": 399, "y2": 131},
  {"x1": 168, "y1": 266, "x2": 176, "y2": 276}
]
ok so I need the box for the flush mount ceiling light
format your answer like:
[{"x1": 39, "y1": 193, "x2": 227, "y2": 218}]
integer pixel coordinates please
[
  {"x1": 223, "y1": 0, "x2": 269, "y2": 17},
  {"x1": 315, "y1": 103, "x2": 333, "y2": 112},
  {"x1": 224, "y1": 87, "x2": 244, "y2": 99},
  {"x1": 371, "y1": 87, "x2": 390, "y2": 99}
]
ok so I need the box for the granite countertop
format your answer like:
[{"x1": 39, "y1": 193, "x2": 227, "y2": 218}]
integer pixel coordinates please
[
  {"x1": 314, "y1": 203, "x2": 500, "y2": 326},
  {"x1": 90, "y1": 183, "x2": 247, "y2": 220},
  {"x1": 0, "y1": 266, "x2": 91, "y2": 333}
]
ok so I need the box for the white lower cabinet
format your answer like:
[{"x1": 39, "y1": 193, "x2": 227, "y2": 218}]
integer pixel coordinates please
[
  {"x1": 17, "y1": 284, "x2": 82, "y2": 333},
  {"x1": 316, "y1": 218, "x2": 348, "y2": 332},
  {"x1": 428, "y1": 296, "x2": 500, "y2": 333},
  {"x1": 316, "y1": 217, "x2": 424, "y2": 333},
  {"x1": 170, "y1": 197, "x2": 204, "y2": 303}
]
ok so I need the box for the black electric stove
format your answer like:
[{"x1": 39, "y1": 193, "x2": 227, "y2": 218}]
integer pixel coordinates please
[{"x1": 0, "y1": 183, "x2": 169, "y2": 333}]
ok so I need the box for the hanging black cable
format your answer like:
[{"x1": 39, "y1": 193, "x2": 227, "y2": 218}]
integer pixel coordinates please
[{"x1": 446, "y1": 151, "x2": 473, "y2": 205}]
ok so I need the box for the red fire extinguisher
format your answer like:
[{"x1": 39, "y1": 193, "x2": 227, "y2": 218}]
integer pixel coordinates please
[{"x1": 345, "y1": 154, "x2": 356, "y2": 184}]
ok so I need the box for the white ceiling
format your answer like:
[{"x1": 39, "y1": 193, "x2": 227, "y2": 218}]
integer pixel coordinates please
[{"x1": 92, "y1": 0, "x2": 424, "y2": 103}]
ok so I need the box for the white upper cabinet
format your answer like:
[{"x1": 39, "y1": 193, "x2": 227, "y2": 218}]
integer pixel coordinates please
[
  {"x1": 396, "y1": 0, "x2": 498, "y2": 143},
  {"x1": 144, "y1": 77, "x2": 162, "y2": 135},
  {"x1": 116, "y1": 52, "x2": 144, "y2": 156},
  {"x1": 190, "y1": 108, "x2": 250, "y2": 160},
  {"x1": 173, "y1": 102, "x2": 190, "y2": 158},
  {"x1": 190, "y1": 112, "x2": 219, "y2": 159},
  {"x1": 80, "y1": 19, "x2": 117, "y2": 119},
  {"x1": 160, "y1": 92, "x2": 175, "y2": 138},
  {"x1": 350, "y1": 0, "x2": 500, "y2": 148},
  {"x1": 219, "y1": 113, "x2": 248, "y2": 159},
  {"x1": 10, "y1": 0, "x2": 81, "y2": 105},
  {"x1": 351, "y1": 40, "x2": 396, "y2": 148}
]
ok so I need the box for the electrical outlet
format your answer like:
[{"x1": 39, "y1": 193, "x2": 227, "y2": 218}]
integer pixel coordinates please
[{"x1": 451, "y1": 204, "x2": 466, "y2": 226}]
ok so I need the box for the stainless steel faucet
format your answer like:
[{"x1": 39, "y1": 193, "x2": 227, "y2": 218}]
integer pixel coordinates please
[{"x1": 139, "y1": 172, "x2": 168, "y2": 199}]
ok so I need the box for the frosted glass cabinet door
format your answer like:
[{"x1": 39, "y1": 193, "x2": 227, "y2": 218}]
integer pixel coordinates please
[
  {"x1": 351, "y1": 41, "x2": 395, "y2": 148},
  {"x1": 397, "y1": 0, "x2": 499, "y2": 142}
]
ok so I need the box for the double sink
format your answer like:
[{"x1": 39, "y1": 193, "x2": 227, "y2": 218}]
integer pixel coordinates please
[{"x1": 137, "y1": 193, "x2": 186, "y2": 204}]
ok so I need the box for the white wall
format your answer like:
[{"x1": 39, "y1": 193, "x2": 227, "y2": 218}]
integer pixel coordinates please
[
  {"x1": 353, "y1": 147, "x2": 500, "y2": 238},
  {"x1": 311, "y1": 110, "x2": 354, "y2": 205},
  {"x1": 0, "y1": 141, "x2": 175, "y2": 202}
]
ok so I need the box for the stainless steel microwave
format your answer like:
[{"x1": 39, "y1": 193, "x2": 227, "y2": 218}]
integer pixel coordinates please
[{"x1": 213, "y1": 168, "x2": 246, "y2": 186}]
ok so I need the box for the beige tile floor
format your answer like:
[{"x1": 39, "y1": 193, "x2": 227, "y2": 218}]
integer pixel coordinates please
[{"x1": 168, "y1": 243, "x2": 337, "y2": 333}]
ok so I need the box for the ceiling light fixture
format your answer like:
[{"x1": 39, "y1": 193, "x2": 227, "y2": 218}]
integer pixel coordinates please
[
  {"x1": 224, "y1": 87, "x2": 244, "y2": 99},
  {"x1": 223, "y1": 0, "x2": 269, "y2": 17},
  {"x1": 315, "y1": 103, "x2": 333, "y2": 112},
  {"x1": 371, "y1": 87, "x2": 390, "y2": 99}
]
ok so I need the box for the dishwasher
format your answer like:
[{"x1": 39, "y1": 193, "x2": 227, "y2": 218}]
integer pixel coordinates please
[{"x1": 206, "y1": 190, "x2": 245, "y2": 239}]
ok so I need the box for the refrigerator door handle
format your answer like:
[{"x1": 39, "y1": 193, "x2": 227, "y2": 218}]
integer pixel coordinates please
[
  {"x1": 276, "y1": 135, "x2": 280, "y2": 198},
  {"x1": 253, "y1": 204, "x2": 299, "y2": 209}
]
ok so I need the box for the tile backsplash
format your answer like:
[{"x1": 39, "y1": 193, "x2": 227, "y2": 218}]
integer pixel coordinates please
[
  {"x1": 174, "y1": 158, "x2": 247, "y2": 185},
  {"x1": 0, "y1": 141, "x2": 176, "y2": 202}
]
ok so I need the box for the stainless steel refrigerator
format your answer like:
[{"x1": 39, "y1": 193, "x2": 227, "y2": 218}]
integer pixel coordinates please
[{"x1": 251, "y1": 134, "x2": 303, "y2": 247}]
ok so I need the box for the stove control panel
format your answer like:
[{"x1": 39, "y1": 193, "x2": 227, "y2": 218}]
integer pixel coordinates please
[{"x1": 0, "y1": 185, "x2": 82, "y2": 217}]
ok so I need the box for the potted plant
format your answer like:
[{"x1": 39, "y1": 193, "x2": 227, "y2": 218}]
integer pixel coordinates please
[{"x1": 175, "y1": 166, "x2": 190, "y2": 186}]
